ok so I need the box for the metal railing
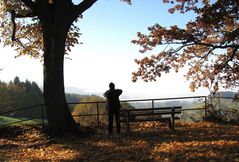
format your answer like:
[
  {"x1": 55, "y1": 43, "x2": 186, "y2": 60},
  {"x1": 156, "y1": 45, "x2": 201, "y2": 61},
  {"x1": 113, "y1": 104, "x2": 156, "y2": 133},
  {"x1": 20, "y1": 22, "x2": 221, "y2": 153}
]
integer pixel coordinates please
[
  {"x1": 3, "y1": 95, "x2": 231, "y2": 128},
  {"x1": 0, "y1": 104, "x2": 45, "y2": 128}
]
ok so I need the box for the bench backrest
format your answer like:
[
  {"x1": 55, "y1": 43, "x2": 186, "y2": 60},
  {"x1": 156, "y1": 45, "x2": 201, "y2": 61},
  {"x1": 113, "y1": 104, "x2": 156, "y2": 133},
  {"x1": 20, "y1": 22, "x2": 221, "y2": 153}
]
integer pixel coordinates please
[{"x1": 120, "y1": 106, "x2": 182, "y2": 115}]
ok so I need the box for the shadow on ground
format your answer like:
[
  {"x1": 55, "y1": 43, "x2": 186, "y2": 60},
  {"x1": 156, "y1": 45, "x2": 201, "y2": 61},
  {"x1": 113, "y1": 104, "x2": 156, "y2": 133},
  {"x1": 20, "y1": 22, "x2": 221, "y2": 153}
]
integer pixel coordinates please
[{"x1": 0, "y1": 122, "x2": 238, "y2": 161}]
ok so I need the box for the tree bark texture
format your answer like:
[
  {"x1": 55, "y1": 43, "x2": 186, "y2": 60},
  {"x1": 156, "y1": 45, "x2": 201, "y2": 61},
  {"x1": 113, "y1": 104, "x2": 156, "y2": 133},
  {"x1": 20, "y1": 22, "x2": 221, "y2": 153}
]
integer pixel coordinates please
[
  {"x1": 43, "y1": 26, "x2": 79, "y2": 135},
  {"x1": 41, "y1": 10, "x2": 78, "y2": 136},
  {"x1": 20, "y1": 0, "x2": 97, "y2": 136}
]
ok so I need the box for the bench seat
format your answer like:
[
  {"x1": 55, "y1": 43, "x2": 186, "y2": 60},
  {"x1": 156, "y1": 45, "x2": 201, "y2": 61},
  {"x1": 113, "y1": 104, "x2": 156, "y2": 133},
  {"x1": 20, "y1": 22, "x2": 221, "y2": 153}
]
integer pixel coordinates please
[{"x1": 120, "y1": 106, "x2": 182, "y2": 132}]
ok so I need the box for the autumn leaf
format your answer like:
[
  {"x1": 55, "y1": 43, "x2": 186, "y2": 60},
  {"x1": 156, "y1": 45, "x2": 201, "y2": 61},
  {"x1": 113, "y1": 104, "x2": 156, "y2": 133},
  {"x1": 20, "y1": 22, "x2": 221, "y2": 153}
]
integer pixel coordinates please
[{"x1": 132, "y1": 0, "x2": 239, "y2": 94}]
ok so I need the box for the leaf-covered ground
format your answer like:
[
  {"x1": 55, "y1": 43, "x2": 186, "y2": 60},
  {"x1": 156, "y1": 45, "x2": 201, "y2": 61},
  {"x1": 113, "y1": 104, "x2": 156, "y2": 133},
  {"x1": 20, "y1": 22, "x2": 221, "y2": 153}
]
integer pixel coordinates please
[{"x1": 0, "y1": 122, "x2": 239, "y2": 161}]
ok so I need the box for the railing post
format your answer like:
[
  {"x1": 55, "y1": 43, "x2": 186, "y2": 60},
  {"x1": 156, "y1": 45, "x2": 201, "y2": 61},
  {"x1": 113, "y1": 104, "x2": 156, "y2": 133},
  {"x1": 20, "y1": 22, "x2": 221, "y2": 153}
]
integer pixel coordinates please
[
  {"x1": 171, "y1": 107, "x2": 175, "y2": 130},
  {"x1": 204, "y1": 96, "x2": 207, "y2": 120},
  {"x1": 152, "y1": 99, "x2": 155, "y2": 126},
  {"x1": 96, "y1": 102, "x2": 100, "y2": 127},
  {"x1": 41, "y1": 104, "x2": 45, "y2": 128}
]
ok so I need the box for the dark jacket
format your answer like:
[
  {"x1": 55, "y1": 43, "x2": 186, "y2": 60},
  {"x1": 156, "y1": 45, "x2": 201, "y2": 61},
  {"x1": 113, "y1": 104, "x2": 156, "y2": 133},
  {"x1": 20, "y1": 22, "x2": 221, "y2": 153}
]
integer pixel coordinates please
[{"x1": 104, "y1": 89, "x2": 122, "y2": 110}]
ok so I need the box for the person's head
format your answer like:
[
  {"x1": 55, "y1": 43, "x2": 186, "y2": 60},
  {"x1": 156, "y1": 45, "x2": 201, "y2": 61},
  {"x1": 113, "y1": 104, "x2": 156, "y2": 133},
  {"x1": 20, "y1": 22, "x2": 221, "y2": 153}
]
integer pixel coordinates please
[{"x1": 109, "y1": 82, "x2": 115, "y2": 90}]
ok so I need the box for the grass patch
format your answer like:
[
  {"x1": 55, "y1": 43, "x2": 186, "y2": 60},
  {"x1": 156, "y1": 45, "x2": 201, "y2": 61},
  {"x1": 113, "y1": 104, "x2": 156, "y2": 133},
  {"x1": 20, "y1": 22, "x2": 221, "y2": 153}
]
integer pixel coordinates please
[{"x1": 0, "y1": 116, "x2": 43, "y2": 127}]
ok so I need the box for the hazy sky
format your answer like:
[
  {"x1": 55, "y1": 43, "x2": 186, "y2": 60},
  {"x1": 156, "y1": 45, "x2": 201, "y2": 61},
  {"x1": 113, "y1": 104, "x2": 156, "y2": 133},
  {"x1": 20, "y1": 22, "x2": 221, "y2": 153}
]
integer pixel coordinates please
[{"x1": 0, "y1": 0, "x2": 210, "y2": 99}]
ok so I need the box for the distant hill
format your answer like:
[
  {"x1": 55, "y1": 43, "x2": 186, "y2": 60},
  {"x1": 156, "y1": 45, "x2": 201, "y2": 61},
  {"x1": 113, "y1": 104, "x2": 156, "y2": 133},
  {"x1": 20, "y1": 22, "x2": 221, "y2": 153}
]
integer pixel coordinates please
[
  {"x1": 65, "y1": 86, "x2": 103, "y2": 97},
  {"x1": 210, "y1": 91, "x2": 236, "y2": 98},
  {"x1": 65, "y1": 86, "x2": 87, "y2": 94}
]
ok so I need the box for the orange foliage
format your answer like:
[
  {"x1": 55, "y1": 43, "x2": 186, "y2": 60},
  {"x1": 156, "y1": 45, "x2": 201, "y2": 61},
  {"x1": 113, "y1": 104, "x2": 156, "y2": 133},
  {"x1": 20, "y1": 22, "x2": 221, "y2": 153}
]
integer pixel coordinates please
[{"x1": 132, "y1": 0, "x2": 239, "y2": 93}]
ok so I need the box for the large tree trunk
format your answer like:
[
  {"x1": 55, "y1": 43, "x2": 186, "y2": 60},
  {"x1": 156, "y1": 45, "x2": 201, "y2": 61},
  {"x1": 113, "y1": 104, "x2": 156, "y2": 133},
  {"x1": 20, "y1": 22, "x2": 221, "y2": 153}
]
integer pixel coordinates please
[
  {"x1": 19, "y1": 0, "x2": 97, "y2": 136},
  {"x1": 43, "y1": 48, "x2": 79, "y2": 136},
  {"x1": 42, "y1": 16, "x2": 79, "y2": 136}
]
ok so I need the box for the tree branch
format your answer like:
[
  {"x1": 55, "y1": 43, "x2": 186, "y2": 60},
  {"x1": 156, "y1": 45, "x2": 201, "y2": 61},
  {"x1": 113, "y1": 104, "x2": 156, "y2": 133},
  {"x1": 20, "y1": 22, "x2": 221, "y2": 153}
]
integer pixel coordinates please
[
  {"x1": 70, "y1": 0, "x2": 97, "y2": 22},
  {"x1": 166, "y1": 40, "x2": 239, "y2": 50},
  {"x1": 11, "y1": 10, "x2": 16, "y2": 42},
  {"x1": 193, "y1": 41, "x2": 239, "y2": 49},
  {"x1": 215, "y1": 48, "x2": 238, "y2": 75},
  {"x1": 20, "y1": 0, "x2": 36, "y2": 10},
  {"x1": 75, "y1": 0, "x2": 97, "y2": 14},
  {"x1": 10, "y1": 10, "x2": 26, "y2": 49},
  {"x1": 14, "y1": 11, "x2": 36, "y2": 18}
]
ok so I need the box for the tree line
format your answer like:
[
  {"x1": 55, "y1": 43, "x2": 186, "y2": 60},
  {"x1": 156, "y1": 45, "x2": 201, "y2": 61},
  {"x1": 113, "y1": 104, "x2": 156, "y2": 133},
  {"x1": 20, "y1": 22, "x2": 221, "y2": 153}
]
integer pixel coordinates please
[
  {"x1": 0, "y1": 77, "x2": 134, "y2": 123},
  {"x1": 1, "y1": 76, "x2": 237, "y2": 125},
  {"x1": 0, "y1": 77, "x2": 98, "y2": 118},
  {"x1": 0, "y1": 76, "x2": 43, "y2": 114}
]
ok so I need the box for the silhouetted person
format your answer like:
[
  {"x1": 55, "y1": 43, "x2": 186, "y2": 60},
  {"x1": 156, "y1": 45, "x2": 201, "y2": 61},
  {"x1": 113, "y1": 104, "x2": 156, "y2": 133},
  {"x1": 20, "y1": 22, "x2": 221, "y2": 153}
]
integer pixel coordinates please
[
  {"x1": 233, "y1": 91, "x2": 239, "y2": 102},
  {"x1": 104, "y1": 82, "x2": 122, "y2": 134}
]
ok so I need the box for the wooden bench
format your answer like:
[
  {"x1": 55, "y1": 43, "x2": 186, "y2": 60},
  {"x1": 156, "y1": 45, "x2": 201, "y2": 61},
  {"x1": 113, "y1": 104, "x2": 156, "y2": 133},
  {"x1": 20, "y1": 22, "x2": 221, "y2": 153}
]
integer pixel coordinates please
[{"x1": 120, "y1": 106, "x2": 182, "y2": 132}]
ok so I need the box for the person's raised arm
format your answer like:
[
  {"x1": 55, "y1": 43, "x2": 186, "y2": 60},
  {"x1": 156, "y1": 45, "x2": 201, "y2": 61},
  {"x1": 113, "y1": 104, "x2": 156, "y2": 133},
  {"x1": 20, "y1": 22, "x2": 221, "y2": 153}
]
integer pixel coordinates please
[
  {"x1": 116, "y1": 89, "x2": 123, "y2": 96},
  {"x1": 103, "y1": 90, "x2": 110, "y2": 97}
]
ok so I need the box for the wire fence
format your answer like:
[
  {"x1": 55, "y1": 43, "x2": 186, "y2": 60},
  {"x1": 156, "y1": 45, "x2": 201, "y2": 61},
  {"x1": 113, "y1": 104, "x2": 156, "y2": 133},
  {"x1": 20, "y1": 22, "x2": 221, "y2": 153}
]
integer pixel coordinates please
[
  {"x1": 0, "y1": 104, "x2": 45, "y2": 127},
  {"x1": 0, "y1": 95, "x2": 238, "y2": 128}
]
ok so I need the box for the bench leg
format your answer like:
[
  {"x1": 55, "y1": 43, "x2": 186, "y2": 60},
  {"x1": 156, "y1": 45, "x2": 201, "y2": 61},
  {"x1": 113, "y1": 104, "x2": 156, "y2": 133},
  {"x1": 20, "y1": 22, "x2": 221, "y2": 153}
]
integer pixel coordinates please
[
  {"x1": 167, "y1": 119, "x2": 172, "y2": 130},
  {"x1": 171, "y1": 109, "x2": 176, "y2": 131},
  {"x1": 126, "y1": 120, "x2": 130, "y2": 132},
  {"x1": 170, "y1": 120, "x2": 176, "y2": 131},
  {"x1": 171, "y1": 119, "x2": 175, "y2": 131}
]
